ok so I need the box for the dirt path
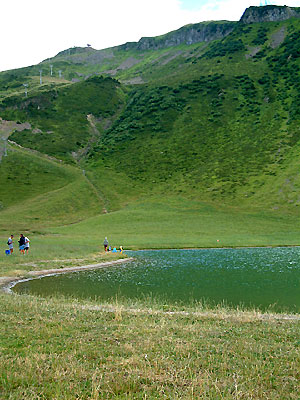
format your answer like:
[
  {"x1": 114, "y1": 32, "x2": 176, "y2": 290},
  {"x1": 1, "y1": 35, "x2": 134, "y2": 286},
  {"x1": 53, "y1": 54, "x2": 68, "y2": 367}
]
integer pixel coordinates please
[{"x1": 81, "y1": 172, "x2": 108, "y2": 213}]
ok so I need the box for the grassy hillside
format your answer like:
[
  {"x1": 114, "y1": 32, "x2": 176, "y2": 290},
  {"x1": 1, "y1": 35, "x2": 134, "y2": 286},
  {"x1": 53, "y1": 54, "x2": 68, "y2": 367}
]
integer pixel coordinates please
[
  {"x1": 54, "y1": 196, "x2": 300, "y2": 249},
  {"x1": 81, "y1": 18, "x2": 300, "y2": 211},
  {"x1": 1, "y1": 7, "x2": 300, "y2": 232},
  {"x1": 0, "y1": 144, "x2": 105, "y2": 232},
  {"x1": 1, "y1": 76, "x2": 126, "y2": 161}
]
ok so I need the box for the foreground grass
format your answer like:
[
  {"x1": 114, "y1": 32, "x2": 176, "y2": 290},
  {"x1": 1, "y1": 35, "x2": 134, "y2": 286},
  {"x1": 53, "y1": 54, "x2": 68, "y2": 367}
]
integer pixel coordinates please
[{"x1": 1, "y1": 293, "x2": 299, "y2": 399}]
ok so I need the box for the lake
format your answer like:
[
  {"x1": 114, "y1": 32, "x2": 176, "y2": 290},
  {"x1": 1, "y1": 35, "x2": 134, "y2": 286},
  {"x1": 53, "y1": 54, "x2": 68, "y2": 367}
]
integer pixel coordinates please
[{"x1": 13, "y1": 248, "x2": 300, "y2": 312}]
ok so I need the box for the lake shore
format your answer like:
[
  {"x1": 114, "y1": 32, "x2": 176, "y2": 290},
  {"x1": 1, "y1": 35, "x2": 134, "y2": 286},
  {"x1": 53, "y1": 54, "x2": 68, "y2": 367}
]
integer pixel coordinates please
[
  {"x1": 0, "y1": 257, "x2": 134, "y2": 293},
  {"x1": 2, "y1": 251, "x2": 299, "y2": 321}
]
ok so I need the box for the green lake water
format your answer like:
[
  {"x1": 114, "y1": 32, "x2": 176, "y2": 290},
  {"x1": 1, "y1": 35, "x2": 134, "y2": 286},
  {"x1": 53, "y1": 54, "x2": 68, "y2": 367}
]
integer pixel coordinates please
[{"x1": 13, "y1": 248, "x2": 300, "y2": 312}]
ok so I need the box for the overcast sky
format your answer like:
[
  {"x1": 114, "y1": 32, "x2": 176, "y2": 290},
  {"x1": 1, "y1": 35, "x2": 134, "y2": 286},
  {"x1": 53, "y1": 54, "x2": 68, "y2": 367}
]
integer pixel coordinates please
[{"x1": 1, "y1": 0, "x2": 300, "y2": 72}]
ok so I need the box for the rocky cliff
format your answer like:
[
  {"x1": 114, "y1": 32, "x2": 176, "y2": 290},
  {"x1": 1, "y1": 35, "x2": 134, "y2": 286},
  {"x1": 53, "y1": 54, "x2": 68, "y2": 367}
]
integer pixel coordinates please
[
  {"x1": 240, "y1": 5, "x2": 300, "y2": 24},
  {"x1": 119, "y1": 21, "x2": 236, "y2": 51}
]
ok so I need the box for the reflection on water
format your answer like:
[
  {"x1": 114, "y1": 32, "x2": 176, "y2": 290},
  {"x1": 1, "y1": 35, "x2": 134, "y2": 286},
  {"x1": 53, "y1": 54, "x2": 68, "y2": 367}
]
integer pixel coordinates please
[{"x1": 14, "y1": 248, "x2": 300, "y2": 312}]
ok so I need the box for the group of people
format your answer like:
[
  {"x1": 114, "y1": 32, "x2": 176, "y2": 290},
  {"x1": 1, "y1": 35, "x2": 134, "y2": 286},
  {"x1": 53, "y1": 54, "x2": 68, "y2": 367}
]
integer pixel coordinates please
[
  {"x1": 103, "y1": 237, "x2": 123, "y2": 253},
  {"x1": 7, "y1": 234, "x2": 30, "y2": 255}
]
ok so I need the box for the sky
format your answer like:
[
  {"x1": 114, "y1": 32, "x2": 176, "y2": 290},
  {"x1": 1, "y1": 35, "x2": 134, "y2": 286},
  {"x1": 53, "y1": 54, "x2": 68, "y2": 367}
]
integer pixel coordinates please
[{"x1": 1, "y1": 0, "x2": 300, "y2": 72}]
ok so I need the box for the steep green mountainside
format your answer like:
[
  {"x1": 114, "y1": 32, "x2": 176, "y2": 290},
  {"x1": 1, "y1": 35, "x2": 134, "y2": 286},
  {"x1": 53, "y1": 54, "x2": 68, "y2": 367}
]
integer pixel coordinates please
[
  {"x1": 1, "y1": 76, "x2": 126, "y2": 160},
  {"x1": 1, "y1": 5, "x2": 300, "y2": 220},
  {"x1": 87, "y1": 14, "x2": 300, "y2": 211}
]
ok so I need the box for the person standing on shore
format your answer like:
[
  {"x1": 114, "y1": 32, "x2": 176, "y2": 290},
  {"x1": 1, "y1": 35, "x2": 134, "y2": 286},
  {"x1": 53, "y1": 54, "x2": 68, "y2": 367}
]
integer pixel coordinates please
[
  {"x1": 18, "y1": 234, "x2": 26, "y2": 255},
  {"x1": 103, "y1": 237, "x2": 109, "y2": 252},
  {"x1": 7, "y1": 234, "x2": 14, "y2": 254},
  {"x1": 24, "y1": 236, "x2": 30, "y2": 254}
]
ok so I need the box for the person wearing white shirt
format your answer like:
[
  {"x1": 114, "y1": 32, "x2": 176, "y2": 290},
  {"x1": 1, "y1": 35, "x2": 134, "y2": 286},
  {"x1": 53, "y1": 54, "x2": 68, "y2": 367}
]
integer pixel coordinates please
[
  {"x1": 7, "y1": 234, "x2": 14, "y2": 254},
  {"x1": 24, "y1": 236, "x2": 30, "y2": 254}
]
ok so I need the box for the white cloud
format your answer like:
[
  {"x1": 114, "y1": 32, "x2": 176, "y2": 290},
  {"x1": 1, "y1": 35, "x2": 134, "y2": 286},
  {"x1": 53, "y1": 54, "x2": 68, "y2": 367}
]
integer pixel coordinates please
[
  {"x1": 0, "y1": 0, "x2": 300, "y2": 71},
  {"x1": 180, "y1": 0, "x2": 300, "y2": 22}
]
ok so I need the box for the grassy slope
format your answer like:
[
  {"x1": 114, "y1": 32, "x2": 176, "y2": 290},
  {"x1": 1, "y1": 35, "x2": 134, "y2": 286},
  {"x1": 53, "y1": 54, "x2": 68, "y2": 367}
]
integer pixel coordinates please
[
  {"x1": 53, "y1": 197, "x2": 300, "y2": 249},
  {"x1": 0, "y1": 143, "x2": 105, "y2": 232}
]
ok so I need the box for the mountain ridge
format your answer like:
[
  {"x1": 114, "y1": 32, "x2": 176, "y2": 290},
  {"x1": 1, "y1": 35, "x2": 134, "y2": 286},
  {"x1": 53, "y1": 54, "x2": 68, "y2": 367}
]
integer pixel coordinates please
[
  {"x1": 117, "y1": 21, "x2": 236, "y2": 51},
  {"x1": 48, "y1": 5, "x2": 300, "y2": 61}
]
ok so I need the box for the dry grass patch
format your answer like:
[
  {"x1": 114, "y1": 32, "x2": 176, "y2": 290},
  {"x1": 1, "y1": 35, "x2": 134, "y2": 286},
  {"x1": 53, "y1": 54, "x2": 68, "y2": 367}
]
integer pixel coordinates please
[{"x1": 1, "y1": 293, "x2": 299, "y2": 399}]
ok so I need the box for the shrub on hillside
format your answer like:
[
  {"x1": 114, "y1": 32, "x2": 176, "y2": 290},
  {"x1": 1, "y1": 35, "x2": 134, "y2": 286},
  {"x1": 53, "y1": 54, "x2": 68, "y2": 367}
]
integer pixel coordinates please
[
  {"x1": 252, "y1": 27, "x2": 269, "y2": 46},
  {"x1": 204, "y1": 39, "x2": 245, "y2": 58}
]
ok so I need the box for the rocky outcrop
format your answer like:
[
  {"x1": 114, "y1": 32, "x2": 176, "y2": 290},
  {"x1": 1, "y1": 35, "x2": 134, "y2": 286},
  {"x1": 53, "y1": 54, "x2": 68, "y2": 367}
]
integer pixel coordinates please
[
  {"x1": 118, "y1": 21, "x2": 236, "y2": 51},
  {"x1": 240, "y1": 5, "x2": 300, "y2": 24},
  {"x1": 0, "y1": 119, "x2": 31, "y2": 138}
]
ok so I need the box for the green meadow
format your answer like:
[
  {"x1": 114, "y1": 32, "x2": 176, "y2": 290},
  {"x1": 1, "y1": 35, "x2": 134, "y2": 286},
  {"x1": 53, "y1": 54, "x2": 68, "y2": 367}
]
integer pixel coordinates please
[
  {"x1": 2, "y1": 200, "x2": 300, "y2": 276},
  {"x1": 55, "y1": 197, "x2": 300, "y2": 249}
]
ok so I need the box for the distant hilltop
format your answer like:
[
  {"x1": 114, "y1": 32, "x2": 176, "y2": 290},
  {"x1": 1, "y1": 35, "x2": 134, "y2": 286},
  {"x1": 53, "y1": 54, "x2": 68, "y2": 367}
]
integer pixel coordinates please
[
  {"x1": 240, "y1": 5, "x2": 300, "y2": 24},
  {"x1": 118, "y1": 21, "x2": 236, "y2": 51},
  {"x1": 116, "y1": 5, "x2": 300, "y2": 52}
]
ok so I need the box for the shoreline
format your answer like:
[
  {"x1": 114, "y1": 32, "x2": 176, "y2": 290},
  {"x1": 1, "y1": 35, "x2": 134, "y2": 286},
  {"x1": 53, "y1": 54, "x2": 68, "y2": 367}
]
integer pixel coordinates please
[
  {"x1": 0, "y1": 257, "x2": 134, "y2": 294},
  {"x1": 1, "y1": 253, "x2": 300, "y2": 321},
  {"x1": 127, "y1": 245, "x2": 300, "y2": 251}
]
